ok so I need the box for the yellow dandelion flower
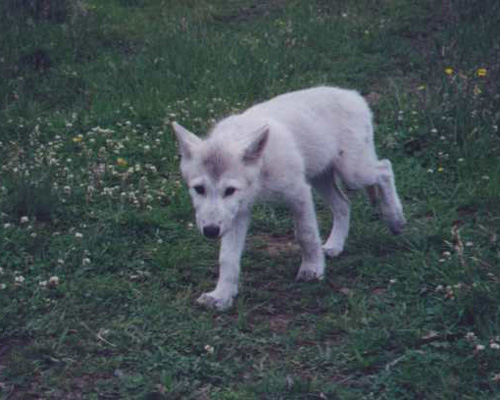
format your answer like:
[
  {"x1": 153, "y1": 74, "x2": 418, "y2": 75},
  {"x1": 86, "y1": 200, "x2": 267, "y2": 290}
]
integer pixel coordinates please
[
  {"x1": 476, "y1": 68, "x2": 487, "y2": 77},
  {"x1": 444, "y1": 67, "x2": 454, "y2": 76},
  {"x1": 72, "y1": 136, "x2": 82, "y2": 143},
  {"x1": 117, "y1": 157, "x2": 128, "y2": 167},
  {"x1": 438, "y1": 167, "x2": 444, "y2": 172}
]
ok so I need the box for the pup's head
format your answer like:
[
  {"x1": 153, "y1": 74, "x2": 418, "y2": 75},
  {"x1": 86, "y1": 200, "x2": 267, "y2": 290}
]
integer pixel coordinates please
[{"x1": 172, "y1": 122, "x2": 269, "y2": 239}]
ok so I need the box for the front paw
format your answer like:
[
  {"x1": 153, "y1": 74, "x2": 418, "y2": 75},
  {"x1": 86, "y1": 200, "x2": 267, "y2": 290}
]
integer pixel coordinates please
[
  {"x1": 296, "y1": 263, "x2": 324, "y2": 281},
  {"x1": 197, "y1": 291, "x2": 234, "y2": 311}
]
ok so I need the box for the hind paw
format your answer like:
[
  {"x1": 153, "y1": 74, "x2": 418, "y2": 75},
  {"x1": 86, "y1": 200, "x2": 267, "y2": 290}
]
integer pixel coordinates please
[
  {"x1": 322, "y1": 244, "x2": 344, "y2": 258},
  {"x1": 387, "y1": 217, "x2": 407, "y2": 235}
]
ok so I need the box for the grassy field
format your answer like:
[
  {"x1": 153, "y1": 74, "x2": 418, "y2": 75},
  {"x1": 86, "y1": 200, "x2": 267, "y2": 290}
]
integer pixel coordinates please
[{"x1": 1, "y1": 0, "x2": 500, "y2": 398}]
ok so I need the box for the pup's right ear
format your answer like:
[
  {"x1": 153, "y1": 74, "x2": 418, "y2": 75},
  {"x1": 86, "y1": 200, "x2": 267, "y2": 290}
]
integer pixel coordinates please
[
  {"x1": 172, "y1": 122, "x2": 202, "y2": 160},
  {"x1": 242, "y1": 125, "x2": 269, "y2": 165}
]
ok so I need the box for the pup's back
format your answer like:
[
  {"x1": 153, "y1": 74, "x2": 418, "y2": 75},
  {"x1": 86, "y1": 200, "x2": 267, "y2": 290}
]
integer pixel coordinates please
[{"x1": 211, "y1": 86, "x2": 376, "y2": 181}]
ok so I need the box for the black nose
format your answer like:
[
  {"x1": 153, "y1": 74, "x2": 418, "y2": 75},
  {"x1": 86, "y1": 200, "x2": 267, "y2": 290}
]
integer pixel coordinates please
[{"x1": 203, "y1": 225, "x2": 220, "y2": 238}]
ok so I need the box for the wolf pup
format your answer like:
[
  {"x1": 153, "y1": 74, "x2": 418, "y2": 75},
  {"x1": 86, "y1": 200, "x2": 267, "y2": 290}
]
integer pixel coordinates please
[{"x1": 173, "y1": 86, "x2": 406, "y2": 310}]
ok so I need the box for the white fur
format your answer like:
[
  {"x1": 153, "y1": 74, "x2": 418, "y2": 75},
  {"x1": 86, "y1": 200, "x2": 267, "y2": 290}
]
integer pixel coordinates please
[{"x1": 173, "y1": 86, "x2": 406, "y2": 310}]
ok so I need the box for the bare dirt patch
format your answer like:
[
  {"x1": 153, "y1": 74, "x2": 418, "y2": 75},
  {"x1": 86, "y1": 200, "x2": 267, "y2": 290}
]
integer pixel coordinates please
[
  {"x1": 213, "y1": 0, "x2": 285, "y2": 23},
  {"x1": 267, "y1": 313, "x2": 295, "y2": 333},
  {"x1": 251, "y1": 233, "x2": 299, "y2": 257}
]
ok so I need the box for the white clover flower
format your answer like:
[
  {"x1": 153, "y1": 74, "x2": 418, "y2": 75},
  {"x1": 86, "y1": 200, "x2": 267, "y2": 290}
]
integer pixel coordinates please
[
  {"x1": 15, "y1": 275, "x2": 25, "y2": 283},
  {"x1": 82, "y1": 257, "x2": 91, "y2": 266},
  {"x1": 20, "y1": 216, "x2": 29, "y2": 224},
  {"x1": 39, "y1": 280, "x2": 48, "y2": 287},
  {"x1": 490, "y1": 343, "x2": 500, "y2": 350},
  {"x1": 475, "y1": 344, "x2": 486, "y2": 351},
  {"x1": 204, "y1": 344, "x2": 214, "y2": 354},
  {"x1": 465, "y1": 332, "x2": 476, "y2": 341},
  {"x1": 0, "y1": 283, "x2": 6, "y2": 290},
  {"x1": 75, "y1": 232, "x2": 83, "y2": 239},
  {"x1": 48, "y1": 276, "x2": 60, "y2": 287}
]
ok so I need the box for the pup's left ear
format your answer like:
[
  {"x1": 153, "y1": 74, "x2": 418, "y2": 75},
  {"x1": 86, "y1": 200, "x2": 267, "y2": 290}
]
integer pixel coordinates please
[{"x1": 242, "y1": 125, "x2": 269, "y2": 165}]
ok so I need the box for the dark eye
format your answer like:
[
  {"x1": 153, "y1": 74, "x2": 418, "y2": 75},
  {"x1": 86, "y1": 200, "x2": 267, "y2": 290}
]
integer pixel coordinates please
[
  {"x1": 224, "y1": 187, "x2": 236, "y2": 197},
  {"x1": 194, "y1": 185, "x2": 205, "y2": 195}
]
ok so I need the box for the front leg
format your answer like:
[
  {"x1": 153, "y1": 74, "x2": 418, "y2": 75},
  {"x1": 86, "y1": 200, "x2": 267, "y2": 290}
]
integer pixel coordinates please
[{"x1": 197, "y1": 211, "x2": 250, "y2": 311}]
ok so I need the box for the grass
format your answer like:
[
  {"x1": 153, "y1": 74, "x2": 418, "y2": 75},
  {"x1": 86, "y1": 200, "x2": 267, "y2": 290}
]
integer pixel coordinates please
[{"x1": 1, "y1": 0, "x2": 499, "y2": 398}]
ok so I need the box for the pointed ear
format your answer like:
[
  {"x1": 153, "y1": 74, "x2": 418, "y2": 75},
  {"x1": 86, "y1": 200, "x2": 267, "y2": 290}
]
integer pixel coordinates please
[
  {"x1": 242, "y1": 125, "x2": 269, "y2": 165},
  {"x1": 172, "y1": 122, "x2": 202, "y2": 159}
]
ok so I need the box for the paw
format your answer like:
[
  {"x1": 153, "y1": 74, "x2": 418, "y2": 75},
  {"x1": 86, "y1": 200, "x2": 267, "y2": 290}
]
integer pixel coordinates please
[
  {"x1": 387, "y1": 216, "x2": 407, "y2": 235},
  {"x1": 197, "y1": 291, "x2": 234, "y2": 311},
  {"x1": 296, "y1": 264, "x2": 324, "y2": 281},
  {"x1": 322, "y1": 244, "x2": 344, "y2": 258}
]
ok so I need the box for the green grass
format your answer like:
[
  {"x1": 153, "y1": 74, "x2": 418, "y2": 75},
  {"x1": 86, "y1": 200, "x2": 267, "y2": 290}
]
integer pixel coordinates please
[{"x1": 1, "y1": 0, "x2": 500, "y2": 398}]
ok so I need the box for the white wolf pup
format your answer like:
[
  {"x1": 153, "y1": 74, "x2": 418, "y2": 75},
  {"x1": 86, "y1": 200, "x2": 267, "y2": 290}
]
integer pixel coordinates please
[{"x1": 173, "y1": 86, "x2": 405, "y2": 311}]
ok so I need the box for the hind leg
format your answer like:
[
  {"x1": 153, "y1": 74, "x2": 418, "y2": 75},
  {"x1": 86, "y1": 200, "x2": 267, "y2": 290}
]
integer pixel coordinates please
[
  {"x1": 312, "y1": 169, "x2": 350, "y2": 258},
  {"x1": 365, "y1": 184, "x2": 379, "y2": 207},
  {"x1": 374, "y1": 159, "x2": 406, "y2": 234},
  {"x1": 339, "y1": 158, "x2": 405, "y2": 235}
]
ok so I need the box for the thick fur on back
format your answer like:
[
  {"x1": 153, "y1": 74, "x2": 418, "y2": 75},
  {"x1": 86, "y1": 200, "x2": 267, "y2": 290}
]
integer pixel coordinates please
[{"x1": 211, "y1": 86, "x2": 376, "y2": 188}]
